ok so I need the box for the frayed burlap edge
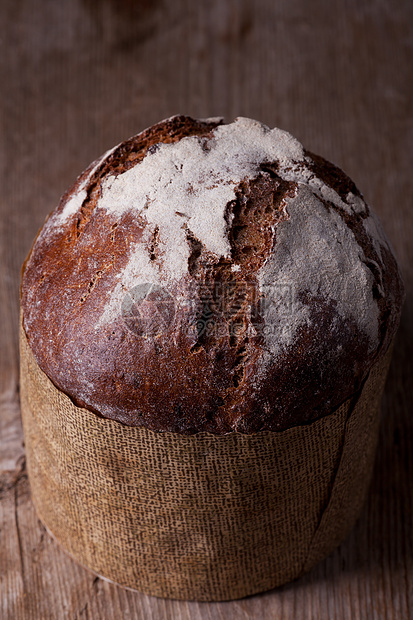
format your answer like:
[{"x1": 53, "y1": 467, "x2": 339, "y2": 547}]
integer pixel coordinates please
[{"x1": 19, "y1": 320, "x2": 393, "y2": 601}]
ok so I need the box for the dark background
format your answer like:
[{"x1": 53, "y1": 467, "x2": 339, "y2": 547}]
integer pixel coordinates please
[{"x1": 1, "y1": 1, "x2": 412, "y2": 618}]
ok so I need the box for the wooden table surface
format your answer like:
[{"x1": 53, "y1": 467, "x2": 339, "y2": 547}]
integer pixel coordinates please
[{"x1": 1, "y1": 1, "x2": 412, "y2": 618}]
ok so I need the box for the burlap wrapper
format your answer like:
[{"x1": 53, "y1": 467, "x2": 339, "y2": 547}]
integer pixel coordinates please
[{"x1": 19, "y1": 319, "x2": 393, "y2": 601}]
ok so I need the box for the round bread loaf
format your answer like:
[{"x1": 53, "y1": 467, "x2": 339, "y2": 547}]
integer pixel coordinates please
[{"x1": 21, "y1": 115, "x2": 404, "y2": 435}]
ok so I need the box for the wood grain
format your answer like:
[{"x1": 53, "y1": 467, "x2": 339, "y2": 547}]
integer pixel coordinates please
[{"x1": 1, "y1": 0, "x2": 412, "y2": 618}]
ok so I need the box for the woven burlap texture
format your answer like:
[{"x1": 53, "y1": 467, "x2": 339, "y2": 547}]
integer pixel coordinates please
[{"x1": 19, "y1": 321, "x2": 393, "y2": 601}]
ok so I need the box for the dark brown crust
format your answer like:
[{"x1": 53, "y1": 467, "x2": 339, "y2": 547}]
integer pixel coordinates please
[{"x1": 21, "y1": 116, "x2": 405, "y2": 435}]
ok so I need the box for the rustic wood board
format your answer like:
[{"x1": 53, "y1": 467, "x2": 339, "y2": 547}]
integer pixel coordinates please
[{"x1": 1, "y1": 0, "x2": 412, "y2": 618}]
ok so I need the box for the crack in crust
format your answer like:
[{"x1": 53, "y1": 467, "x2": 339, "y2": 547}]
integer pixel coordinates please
[
  {"x1": 80, "y1": 258, "x2": 115, "y2": 304},
  {"x1": 185, "y1": 169, "x2": 296, "y2": 411},
  {"x1": 149, "y1": 226, "x2": 160, "y2": 262}
]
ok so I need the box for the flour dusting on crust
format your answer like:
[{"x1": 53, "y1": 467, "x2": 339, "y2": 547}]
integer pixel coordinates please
[
  {"x1": 95, "y1": 117, "x2": 306, "y2": 325},
  {"x1": 42, "y1": 116, "x2": 387, "y2": 354},
  {"x1": 257, "y1": 186, "x2": 380, "y2": 361},
  {"x1": 91, "y1": 117, "x2": 384, "y2": 349},
  {"x1": 97, "y1": 117, "x2": 303, "y2": 267},
  {"x1": 52, "y1": 144, "x2": 119, "y2": 229}
]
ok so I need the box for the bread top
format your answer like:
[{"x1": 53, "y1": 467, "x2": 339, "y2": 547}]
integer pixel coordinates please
[{"x1": 21, "y1": 115, "x2": 404, "y2": 434}]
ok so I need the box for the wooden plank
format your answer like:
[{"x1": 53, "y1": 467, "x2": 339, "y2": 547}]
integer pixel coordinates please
[{"x1": 1, "y1": 0, "x2": 412, "y2": 617}]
